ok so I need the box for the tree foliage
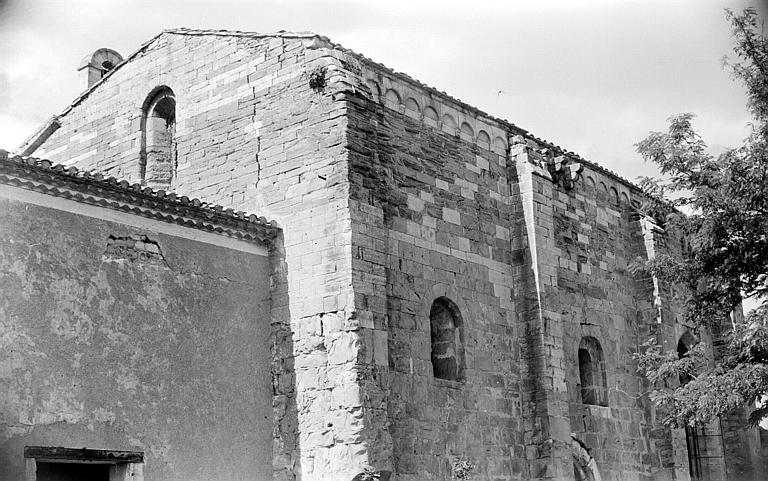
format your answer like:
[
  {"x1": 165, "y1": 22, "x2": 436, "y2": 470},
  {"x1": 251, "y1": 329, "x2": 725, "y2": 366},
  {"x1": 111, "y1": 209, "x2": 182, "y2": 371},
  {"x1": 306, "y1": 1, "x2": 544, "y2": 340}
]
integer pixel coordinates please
[{"x1": 633, "y1": 8, "x2": 768, "y2": 428}]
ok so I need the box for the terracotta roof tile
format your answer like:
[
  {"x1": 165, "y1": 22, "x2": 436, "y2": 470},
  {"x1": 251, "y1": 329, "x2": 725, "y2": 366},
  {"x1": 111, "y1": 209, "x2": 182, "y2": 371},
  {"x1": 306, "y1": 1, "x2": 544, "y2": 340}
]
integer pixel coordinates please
[{"x1": 0, "y1": 149, "x2": 279, "y2": 244}]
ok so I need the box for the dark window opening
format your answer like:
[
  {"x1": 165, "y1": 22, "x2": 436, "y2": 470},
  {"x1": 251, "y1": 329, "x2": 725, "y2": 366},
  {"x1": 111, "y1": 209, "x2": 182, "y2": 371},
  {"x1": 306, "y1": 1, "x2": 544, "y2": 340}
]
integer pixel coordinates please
[
  {"x1": 100, "y1": 61, "x2": 115, "y2": 76},
  {"x1": 578, "y1": 348, "x2": 596, "y2": 405},
  {"x1": 578, "y1": 336, "x2": 608, "y2": 406},
  {"x1": 429, "y1": 297, "x2": 465, "y2": 381},
  {"x1": 677, "y1": 333, "x2": 697, "y2": 385}
]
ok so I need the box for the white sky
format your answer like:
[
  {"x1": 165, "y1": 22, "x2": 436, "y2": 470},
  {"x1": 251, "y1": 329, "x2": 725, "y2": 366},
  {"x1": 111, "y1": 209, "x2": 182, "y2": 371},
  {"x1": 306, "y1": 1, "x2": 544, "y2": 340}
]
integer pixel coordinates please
[{"x1": 0, "y1": 0, "x2": 765, "y2": 181}]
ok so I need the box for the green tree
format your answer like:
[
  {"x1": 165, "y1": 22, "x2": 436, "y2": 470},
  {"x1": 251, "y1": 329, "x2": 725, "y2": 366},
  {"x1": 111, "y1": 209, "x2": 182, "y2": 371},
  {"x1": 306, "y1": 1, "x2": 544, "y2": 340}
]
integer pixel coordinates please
[{"x1": 633, "y1": 7, "x2": 768, "y2": 428}]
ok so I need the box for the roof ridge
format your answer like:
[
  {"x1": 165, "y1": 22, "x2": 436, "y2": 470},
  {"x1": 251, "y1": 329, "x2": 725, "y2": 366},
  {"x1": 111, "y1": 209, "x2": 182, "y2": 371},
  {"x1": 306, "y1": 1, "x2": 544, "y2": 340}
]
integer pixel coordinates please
[
  {"x1": 0, "y1": 149, "x2": 279, "y2": 239},
  {"x1": 163, "y1": 27, "x2": 321, "y2": 39}
]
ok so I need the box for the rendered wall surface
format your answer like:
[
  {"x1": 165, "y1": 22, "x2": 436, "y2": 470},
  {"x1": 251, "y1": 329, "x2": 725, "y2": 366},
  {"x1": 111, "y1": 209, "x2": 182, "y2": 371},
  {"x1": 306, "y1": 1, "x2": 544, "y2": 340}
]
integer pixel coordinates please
[{"x1": 0, "y1": 197, "x2": 272, "y2": 481}]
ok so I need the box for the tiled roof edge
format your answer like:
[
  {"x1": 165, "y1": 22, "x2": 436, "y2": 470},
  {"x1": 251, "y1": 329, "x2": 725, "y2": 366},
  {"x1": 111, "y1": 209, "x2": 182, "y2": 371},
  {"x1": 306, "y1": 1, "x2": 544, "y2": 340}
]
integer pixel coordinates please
[
  {"x1": 0, "y1": 149, "x2": 280, "y2": 244},
  {"x1": 16, "y1": 115, "x2": 61, "y2": 156},
  {"x1": 516, "y1": 134, "x2": 643, "y2": 193}
]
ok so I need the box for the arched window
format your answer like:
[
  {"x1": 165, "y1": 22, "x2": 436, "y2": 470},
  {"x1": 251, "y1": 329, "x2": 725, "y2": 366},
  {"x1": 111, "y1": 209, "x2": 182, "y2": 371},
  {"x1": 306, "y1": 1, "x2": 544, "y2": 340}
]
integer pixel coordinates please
[
  {"x1": 141, "y1": 87, "x2": 176, "y2": 190},
  {"x1": 578, "y1": 336, "x2": 607, "y2": 406},
  {"x1": 572, "y1": 435, "x2": 602, "y2": 481},
  {"x1": 677, "y1": 331, "x2": 698, "y2": 385},
  {"x1": 678, "y1": 332, "x2": 703, "y2": 480},
  {"x1": 429, "y1": 297, "x2": 465, "y2": 381}
]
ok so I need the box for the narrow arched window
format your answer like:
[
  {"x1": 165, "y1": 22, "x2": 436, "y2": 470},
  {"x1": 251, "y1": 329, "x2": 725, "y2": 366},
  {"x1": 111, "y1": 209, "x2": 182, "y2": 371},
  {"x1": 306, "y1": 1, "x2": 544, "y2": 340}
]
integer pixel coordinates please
[
  {"x1": 678, "y1": 331, "x2": 703, "y2": 480},
  {"x1": 141, "y1": 87, "x2": 176, "y2": 190},
  {"x1": 578, "y1": 336, "x2": 607, "y2": 406},
  {"x1": 677, "y1": 331, "x2": 698, "y2": 385},
  {"x1": 430, "y1": 297, "x2": 465, "y2": 381}
]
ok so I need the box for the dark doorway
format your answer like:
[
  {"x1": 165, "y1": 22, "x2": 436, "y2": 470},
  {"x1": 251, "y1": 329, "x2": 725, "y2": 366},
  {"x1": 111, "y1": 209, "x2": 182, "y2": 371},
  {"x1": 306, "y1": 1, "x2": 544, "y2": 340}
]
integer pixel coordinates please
[{"x1": 36, "y1": 462, "x2": 110, "y2": 481}]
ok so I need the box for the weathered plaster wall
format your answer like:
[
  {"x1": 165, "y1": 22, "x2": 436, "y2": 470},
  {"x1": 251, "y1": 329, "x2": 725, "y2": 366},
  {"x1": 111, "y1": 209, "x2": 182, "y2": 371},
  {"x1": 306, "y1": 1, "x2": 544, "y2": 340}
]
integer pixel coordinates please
[{"x1": 0, "y1": 198, "x2": 272, "y2": 481}]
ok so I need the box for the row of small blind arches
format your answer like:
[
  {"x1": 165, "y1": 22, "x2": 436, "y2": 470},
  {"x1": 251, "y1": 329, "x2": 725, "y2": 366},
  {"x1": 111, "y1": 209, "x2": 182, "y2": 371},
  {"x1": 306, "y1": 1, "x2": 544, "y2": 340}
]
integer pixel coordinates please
[
  {"x1": 367, "y1": 79, "x2": 641, "y2": 208},
  {"x1": 366, "y1": 79, "x2": 506, "y2": 150}
]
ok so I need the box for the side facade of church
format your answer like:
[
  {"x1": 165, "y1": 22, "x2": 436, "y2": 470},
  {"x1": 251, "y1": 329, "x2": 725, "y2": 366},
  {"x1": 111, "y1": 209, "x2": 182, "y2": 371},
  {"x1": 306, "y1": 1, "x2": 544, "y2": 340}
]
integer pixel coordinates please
[{"x1": 1, "y1": 29, "x2": 764, "y2": 481}]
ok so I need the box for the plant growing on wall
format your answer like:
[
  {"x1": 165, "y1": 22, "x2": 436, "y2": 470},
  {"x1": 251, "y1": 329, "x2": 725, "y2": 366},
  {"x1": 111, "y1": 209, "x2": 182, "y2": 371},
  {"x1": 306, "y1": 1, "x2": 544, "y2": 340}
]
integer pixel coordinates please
[
  {"x1": 359, "y1": 467, "x2": 379, "y2": 481},
  {"x1": 451, "y1": 459, "x2": 475, "y2": 480},
  {"x1": 352, "y1": 467, "x2": 391, "y2": 481},
  {"x1": 308, "y1": 66, "x2": 327, "y2": 92}
]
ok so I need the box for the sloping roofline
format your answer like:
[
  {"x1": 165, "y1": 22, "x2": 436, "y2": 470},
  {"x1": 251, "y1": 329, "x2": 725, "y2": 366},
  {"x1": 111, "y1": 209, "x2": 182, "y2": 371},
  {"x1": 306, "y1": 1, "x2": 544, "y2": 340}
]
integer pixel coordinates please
[{"x1": 17, "y1": 28, "x2": 642, "y2": 192}]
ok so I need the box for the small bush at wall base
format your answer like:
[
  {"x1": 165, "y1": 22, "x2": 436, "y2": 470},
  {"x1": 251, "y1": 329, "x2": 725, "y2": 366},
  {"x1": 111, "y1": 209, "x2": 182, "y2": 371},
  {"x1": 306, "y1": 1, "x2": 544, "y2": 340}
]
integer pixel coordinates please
[
  {"x1": 352, "y1": 468, "x2": 391, "y2": 481},
  {"x1": 360, "y1": 467, "x2": 379, "y2": 481},
  {"x1": 451, "y1": 459, "x2": 475, "y2": 480}
]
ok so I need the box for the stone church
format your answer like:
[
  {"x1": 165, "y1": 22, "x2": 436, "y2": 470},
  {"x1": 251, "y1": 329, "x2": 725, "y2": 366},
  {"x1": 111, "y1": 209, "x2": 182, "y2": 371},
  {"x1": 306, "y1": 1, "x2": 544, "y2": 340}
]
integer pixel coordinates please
[{"x1": 0, "y1": 29, "x2": 765, "y2": 481}]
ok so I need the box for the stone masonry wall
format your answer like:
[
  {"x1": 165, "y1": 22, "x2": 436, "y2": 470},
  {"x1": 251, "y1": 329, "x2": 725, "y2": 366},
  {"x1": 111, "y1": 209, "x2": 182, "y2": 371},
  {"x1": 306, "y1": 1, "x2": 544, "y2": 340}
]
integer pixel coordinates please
[
  {"x1": 344, "y1": 60, "x2": 529, "y2": 480},
  {"x1": 32, "y1": 32, "x2": 384, "y2": 481},
  {"x1": 509, "y1": 136, "x2": 730, "y2": 481},
  {"x1": 534, "y1": 155, "x2": 660, "y2": 481},
  {"x1": 506, "y1": 136, "x2": 684, "y2": 481},
  {"x1": 342, "y1": 54, "x2": 680, "y2": 480},
  {"x1": 509, "y1": 156, "x2": 573, "y2": 481},
  {"x1": 348, "y1": 47, "x2": 748, "y2": 481},
  {"x1": 0, "y1": 197, "x2": 272, "y2": 481}
]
